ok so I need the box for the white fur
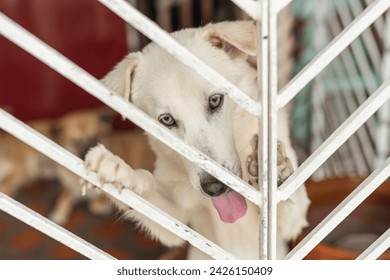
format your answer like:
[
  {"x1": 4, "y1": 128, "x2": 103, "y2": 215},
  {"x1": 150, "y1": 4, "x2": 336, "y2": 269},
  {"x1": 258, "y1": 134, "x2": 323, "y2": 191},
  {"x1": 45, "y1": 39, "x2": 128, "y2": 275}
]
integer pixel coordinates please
[{"x1": 86, "y1": 21, "x2": 310, "y2": 259}]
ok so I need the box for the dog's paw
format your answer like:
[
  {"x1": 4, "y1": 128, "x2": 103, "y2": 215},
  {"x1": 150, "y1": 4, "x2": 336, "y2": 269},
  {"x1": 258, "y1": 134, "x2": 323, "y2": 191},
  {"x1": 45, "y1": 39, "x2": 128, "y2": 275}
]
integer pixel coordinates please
[
  {"x1": 246, "y1": 135, "x2": 294, "y2": 186},
  {"x1": 83, "y1": 144, "x2": 148, "y2": 195},
  {"x1": 276, "y1": 140, "x2": 294, "y2": 186}
]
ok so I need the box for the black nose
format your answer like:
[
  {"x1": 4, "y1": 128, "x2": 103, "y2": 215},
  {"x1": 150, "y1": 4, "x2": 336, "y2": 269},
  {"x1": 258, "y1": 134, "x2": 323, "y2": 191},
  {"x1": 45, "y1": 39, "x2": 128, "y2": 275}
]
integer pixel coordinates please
[{"x1": 201, "y1": 178, "x2": 229, "y2": 197}]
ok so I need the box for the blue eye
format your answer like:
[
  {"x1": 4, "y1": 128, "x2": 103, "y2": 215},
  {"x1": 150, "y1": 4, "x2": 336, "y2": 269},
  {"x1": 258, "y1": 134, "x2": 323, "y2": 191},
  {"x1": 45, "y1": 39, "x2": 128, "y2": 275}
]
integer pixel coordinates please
[{"x1": 158, "y1": 113, "x2": 176, "y2": 127}]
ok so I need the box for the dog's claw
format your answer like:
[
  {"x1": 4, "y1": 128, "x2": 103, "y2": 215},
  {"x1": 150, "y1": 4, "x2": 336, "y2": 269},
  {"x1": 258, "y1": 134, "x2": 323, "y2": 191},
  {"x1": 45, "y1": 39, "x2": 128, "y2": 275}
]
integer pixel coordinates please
[
  {"x1": 247, "y1": 154, "x2": 258, "y2": 178},
  {"x1": 80, "y1": 178, "x2": 99, "y2": 191},
  {"x1": 81, "y1": 180, "x2": 94, "y2": 196},
  {"x1": 246, "y1": 134, "x2": 259, "y2": 187},
  {"x1": 99, "y1": 178, "x2": 106, "y2": 188},
  {"x1": 81, "y1": 184, "x2": 87, "y2": 196},
  {"x1": 85, "y1": 162, "x2": 92, "y2": 173},
  {"x1": 114, "y1": 182, "x2": 124, "y2": 193},
  {"x1": 276, "y1": 140, "x2": 294, "y2": 186}
]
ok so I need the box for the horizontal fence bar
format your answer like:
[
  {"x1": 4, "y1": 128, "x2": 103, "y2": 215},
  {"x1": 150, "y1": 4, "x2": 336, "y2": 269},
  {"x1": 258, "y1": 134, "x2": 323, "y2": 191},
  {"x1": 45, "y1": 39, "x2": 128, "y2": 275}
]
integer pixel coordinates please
[
  {"x1": 357, "y1": 228, "x2": 390, "y2": 260},
  {"x1": 0, "y1": 109, "x2": 237, "y2": 260},
  {"x1": 277, "y1": 0, "x2": 390, "y2": 108},
  {"x1": 98, "y1": 0, "x2": 260, "y2": 117},
  {"x1": 0, "y1": 193, "x2": 116, "y2": 260},
  {"x1": 0, "y1": 12, "x2": 260, "y2": 206},
  {"x1": 286, "y1": 157, "x2": 390, "y2": 260},
  {"x1": 278, "y1": 77, "x2": 390, "y2": 202}
]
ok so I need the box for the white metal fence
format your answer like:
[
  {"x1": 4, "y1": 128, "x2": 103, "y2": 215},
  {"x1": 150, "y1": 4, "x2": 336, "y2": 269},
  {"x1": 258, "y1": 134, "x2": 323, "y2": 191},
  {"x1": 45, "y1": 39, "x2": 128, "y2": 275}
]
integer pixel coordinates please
[{"x1": 0, "y1": 0, "x2": 389, "y2": 260}]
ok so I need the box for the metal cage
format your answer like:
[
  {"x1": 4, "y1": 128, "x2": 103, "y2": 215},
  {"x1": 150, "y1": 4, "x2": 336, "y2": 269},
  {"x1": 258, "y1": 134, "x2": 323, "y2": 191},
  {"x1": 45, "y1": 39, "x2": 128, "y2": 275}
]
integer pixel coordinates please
[{"x1": 0, "y1": 0, "x2": 389, "y2": 260}]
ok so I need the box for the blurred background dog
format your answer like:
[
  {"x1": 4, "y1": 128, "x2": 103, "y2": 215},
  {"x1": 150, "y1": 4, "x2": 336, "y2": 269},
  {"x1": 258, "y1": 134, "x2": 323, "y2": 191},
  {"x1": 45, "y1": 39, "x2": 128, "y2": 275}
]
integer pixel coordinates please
[
  {"x1": 0, "y1": 107, "x2": 117, "y2": 225},
  {"x1": 0, "y1": 107, "x2": 156, "y2": 225}
]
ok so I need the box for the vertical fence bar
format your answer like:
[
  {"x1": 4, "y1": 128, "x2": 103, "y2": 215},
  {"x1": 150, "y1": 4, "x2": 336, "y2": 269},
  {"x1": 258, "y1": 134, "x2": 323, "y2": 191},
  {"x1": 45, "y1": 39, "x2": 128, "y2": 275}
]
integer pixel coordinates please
[
  {"x1": 257, "y1": 0, "x2": 269, "y2": 260},
  {"x1": 267, "y1": 0, "x2": 278, "y2": 260},
  {"x1": 257, "y1": 0, "x2": 278, "y2": 260}
]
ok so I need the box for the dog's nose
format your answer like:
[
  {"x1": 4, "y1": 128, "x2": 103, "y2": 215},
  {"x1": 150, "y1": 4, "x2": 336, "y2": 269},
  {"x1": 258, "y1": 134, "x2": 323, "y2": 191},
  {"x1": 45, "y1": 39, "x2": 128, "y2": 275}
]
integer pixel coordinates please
[{"x1": 201, "y1": 178, "x2": 229, "y2": 197}]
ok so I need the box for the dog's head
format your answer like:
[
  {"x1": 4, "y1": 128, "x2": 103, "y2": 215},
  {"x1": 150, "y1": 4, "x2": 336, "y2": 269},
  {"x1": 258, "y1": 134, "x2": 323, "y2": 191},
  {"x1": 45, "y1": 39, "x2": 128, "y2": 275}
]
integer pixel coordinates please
[
  {"x1": 51, "y1": 107, "x2": 115, "y2": 158},
  {"x1": 102, "y1": 21, "x2": 257, "y2": 222}
]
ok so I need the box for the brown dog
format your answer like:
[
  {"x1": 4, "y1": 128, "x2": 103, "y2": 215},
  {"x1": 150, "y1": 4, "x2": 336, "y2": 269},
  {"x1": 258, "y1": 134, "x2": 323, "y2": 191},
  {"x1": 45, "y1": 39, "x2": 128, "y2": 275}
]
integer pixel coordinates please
[
  {"x1": 0, "y1": 107, "x2": 115, "y2": 225},
  {"x1": 51, "y1": 128, "x2": 156, "y2": 224}
]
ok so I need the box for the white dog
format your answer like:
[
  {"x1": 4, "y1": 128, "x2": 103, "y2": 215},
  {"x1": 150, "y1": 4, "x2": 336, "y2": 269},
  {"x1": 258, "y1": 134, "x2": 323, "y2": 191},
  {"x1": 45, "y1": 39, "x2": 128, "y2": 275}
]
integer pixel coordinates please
[{"x1": 84, "y1": 21, "x2": 310, "y2": 259}]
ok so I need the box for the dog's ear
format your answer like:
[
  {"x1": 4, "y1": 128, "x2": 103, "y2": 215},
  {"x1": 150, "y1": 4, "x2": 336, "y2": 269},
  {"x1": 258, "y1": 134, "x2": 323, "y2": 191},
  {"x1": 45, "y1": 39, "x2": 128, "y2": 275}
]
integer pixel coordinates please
[
  {"x1": 203, "y1": 21, "x2": 257, "y2": 60},
  {"x1": 101, "y1": 52, "x2": 141, "y2": 102}
]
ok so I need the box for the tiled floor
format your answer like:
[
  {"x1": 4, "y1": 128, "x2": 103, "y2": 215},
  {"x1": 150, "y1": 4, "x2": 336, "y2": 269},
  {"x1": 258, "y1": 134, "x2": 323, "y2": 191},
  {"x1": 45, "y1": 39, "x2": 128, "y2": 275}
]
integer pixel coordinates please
[{"x1": 0, "y1": 181, "x2": 171, "y2": 260}]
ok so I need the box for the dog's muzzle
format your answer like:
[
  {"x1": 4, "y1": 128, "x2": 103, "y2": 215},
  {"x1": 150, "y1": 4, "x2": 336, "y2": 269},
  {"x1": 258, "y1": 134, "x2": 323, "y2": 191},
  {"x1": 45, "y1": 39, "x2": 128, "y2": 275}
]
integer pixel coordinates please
[
  {"x1": 200, "y1": 171, "x2": 247, "y2": 223},
  {"x1": 200, "y1": 176, "x2": 229, "y2": 197}
]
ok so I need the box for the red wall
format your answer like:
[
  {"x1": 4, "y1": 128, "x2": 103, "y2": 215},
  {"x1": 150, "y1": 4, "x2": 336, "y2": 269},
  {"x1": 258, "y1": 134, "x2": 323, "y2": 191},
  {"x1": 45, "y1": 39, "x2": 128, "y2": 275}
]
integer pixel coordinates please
[{"x1": 0, "y1": 0, "x2": 128, "y2": 121}]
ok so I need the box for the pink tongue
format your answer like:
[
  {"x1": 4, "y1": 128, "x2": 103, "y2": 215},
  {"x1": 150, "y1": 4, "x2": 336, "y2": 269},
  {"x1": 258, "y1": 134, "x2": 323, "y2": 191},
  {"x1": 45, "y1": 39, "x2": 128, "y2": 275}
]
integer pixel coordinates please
[{"x1": 212, "y1": 191, "x2": 247, "y2": 223}]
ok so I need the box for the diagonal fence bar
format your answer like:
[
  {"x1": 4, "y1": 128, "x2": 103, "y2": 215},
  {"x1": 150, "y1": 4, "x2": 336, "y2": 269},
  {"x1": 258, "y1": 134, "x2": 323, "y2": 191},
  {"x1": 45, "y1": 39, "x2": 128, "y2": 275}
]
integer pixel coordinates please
[
  {"x1": 230, "y1": 0, "x2": 293, "y2": 19},
  {"x1": 97, "y1": 0, "x2": 260, "y2": 117},
  {"x1": 277, "y1": 0, "x2": 390, "y2": 108},
  {"x1": 0, "y1": 193, "x2": 116, "y2": 260},
  {"x1": 286, "y1": 157, "x2": 390, "y2": 260},
  {"x1": 357, "y1": 228, "x2": 390, "y2": 260},
  {"x1": 0, "y1": 12, "x2": 260, "y2": 206},
  {"x1": 278, "y1": 77, "x2": 390, "y2": 202},
  {"x1": 376, "y1": 10, "x2": 390, "y2": 167},
  {"x1": 1, "y1": 0, "x2": 388, "y2": 262},
  {"x1": 230, "y1": 0, "x2": 258, "y2": 19},
  {"x1": 0, "y1": 109, "x2": 237, "y2": 260}
]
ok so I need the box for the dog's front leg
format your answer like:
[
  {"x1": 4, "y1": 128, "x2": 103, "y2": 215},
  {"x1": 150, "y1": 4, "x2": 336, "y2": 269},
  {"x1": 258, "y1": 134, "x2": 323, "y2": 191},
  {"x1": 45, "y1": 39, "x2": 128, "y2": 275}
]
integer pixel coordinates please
[{"x1": 83, "y1": 144, "x2": 188, "y2": 247}]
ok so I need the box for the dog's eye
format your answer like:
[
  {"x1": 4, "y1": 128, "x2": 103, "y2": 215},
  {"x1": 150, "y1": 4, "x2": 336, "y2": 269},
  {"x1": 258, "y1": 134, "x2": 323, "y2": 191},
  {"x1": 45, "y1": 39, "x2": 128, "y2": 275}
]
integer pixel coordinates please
[
  {"x1": 209, "y1": 94, "x2": 224, "y2": 111},
  {"x1": 158, "y1": 113, "x2": 176, "y2": 127}
]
